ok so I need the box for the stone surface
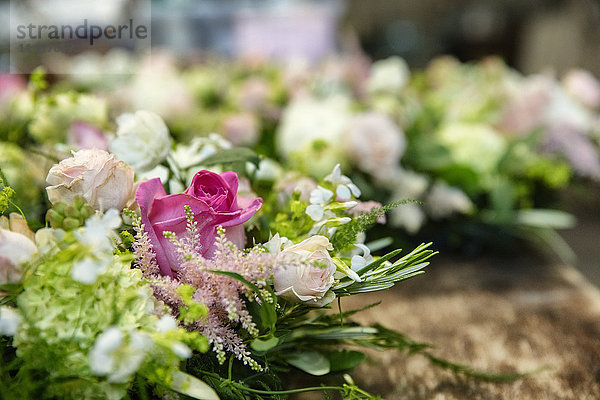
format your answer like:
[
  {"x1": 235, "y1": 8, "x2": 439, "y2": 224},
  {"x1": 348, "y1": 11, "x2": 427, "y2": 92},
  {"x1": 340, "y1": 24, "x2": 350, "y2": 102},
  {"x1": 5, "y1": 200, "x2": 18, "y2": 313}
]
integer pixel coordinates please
[{"x1": 334, "y1": 255, "x2": 600, "y2": 399}]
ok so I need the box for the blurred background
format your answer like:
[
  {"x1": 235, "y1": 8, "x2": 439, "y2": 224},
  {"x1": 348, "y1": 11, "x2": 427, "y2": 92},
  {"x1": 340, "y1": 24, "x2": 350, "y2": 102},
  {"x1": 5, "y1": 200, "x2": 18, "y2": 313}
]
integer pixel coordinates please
[
  {"x1": 1, "y1": 0, "x2": 600, "y2": 74},
  {"x1": 1, "y1": 0, "x2": 599, "y2": 283}
]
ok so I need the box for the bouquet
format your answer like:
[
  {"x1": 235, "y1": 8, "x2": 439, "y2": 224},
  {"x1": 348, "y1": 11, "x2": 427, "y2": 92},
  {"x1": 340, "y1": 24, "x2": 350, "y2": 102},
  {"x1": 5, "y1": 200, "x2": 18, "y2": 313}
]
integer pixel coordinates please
[{"x1": 1, "y1": 92, "x2": 479, "y2": 399}]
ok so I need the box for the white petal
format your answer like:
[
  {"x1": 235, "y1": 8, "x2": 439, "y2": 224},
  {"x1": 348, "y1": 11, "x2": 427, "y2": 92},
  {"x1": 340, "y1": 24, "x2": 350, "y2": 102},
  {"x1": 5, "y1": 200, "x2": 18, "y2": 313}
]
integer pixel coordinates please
[
  {"x1": 351, "y1": 255, "x2": 367, "y2": 272},
  {"x1": 336, "y1": 185, "x2": 351, "y2": 201},
  {"x1": 354, "y1": 243, "x2": 371, "y2": 258},
  {"x1": 310, "y1": 186, "x2": 333, "y2": 204},
  {"x1": 348, "y1": 183, "x2": 362, "y2": 198},
  {"x1": 306, "y1": 205, "x2": 324, "y2": 221}
]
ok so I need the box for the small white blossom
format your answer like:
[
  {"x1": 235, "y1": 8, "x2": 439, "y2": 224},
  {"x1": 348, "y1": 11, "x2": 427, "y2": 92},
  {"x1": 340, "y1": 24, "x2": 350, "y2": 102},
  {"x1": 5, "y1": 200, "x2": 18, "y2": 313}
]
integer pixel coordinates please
[
  {"x1": 324, "y1": 164, "x2": 361, "y2": 201},
  {"x1": 0, "y1": 306, "x2": 22, "y2": 336},
  {"x1": 350, "y1": 244, "x2": 374, "y2": 272},
  {"x1": 171, "y1": 342, "x2": 192, "y2": 358},
  {"x1": 71, "y1": 257, "x2": 110, "y2": 284},
  {"x1": 89, "y1": 327, "x2": 148, "y2": 383},
  {"x1": 264, "y1": 233, "x2": 292, "y2": 254}
]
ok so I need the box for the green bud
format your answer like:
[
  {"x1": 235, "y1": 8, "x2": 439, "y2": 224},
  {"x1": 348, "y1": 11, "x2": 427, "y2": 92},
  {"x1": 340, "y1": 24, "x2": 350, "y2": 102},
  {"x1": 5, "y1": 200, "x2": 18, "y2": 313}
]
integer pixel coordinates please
[
  {"x1": 46, "y1": 209, "x2": 64, "y2": 228},
  {"x1": 65, "y1": 205, "x2": 79, "y2": 219},
  {"x1": 62, "y1": 217, "x2": 80, "y2": 230},
  {"x1": 53, "y1": 202, "x2": 67, "y2": 215},
  {"x1": 73, "y1": 196, "x2": 87, "y2": 210}
]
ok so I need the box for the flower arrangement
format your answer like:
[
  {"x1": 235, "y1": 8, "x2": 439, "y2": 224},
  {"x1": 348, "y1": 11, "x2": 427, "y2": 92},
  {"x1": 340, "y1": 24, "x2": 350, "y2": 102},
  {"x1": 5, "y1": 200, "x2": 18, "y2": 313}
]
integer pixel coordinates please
[{"x1": 2, "y1": 81, "x2": 511, "y2": 399}]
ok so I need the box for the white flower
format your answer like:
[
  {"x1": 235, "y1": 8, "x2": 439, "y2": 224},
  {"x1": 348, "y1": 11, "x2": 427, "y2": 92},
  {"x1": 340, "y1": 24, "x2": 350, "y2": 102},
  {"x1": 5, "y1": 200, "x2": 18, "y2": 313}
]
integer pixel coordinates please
[
  {"x1": 367, "y1": 56, "x2": 410, "y2": 94},
  {"x1": 0, "y1": 227, "x2": 36, "y2": 285},
  {"x1": 254, "y1": 158, "x2": 283, "y2": 182},
  {"x1": 391, "y1": 203, "x2": 426, "y2": 234},
  {"x1": 351, "y1": 244, "x2": 374, "y2": 272},
  {"x1": 425, "y1": 181, "x2": 473, "y2": 219},
  {"x1": 274, "y1": 236, "x2": 337, "y2": 306},
  {"x1": 324, "y1": 164, "x2": 361, "y2": 201},
  {"x1": 171, "y1": 342, "x2": 192, "y2": 359},
  {"x1": 343, "y1": 113, "x2": 405, "y2": 176},
  {"x1": 72, "y1": 209, "x2": 121, "y2": 284},
  {"x1": 277, "y1": 95, "x2": 351, "y2": 158},
  {"x1": 71, "y1": 257, "x2": 110, "y2": 284},
  {"x1": 46, "y1": 149, "x2": 135, "y2": 211},
  {"x1": 110, "y1": 110, "x2": 172, "y2": 173},
  {"x1": 306, "y1": 186, "x2": 334, "y2": 221},
  {"x1": 155, "y1": 315, "x2": 178, "y2": 333},
  {"x1": 89, "y1": 327, "x2": 148, "y2": 383},
  {"x1": 0, "y1": 306, "x2": 22, "y2": 336},
  {"x1": 75, "y1": 209, "x2": 121, "y2": 253},
  {"x1": 264, "y1": 233, "x2": 292, "y2": 254}
]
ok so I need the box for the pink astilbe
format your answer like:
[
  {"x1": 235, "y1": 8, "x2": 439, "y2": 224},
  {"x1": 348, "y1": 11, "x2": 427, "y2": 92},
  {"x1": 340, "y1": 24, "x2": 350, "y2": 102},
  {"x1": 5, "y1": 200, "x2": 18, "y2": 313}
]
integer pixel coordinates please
[
  {"x1": 125, "y1": 209, "x2": 160, "y2": 277},
  {"x1": 131, "y1": 205, "x2": 279, "y2": 370}
]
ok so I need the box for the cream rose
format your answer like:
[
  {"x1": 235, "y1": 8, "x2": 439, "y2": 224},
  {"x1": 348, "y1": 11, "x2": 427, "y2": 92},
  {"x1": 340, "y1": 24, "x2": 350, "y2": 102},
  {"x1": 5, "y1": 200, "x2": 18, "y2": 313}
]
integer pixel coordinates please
[
  {"x1": 109, "y1": 110, "x2": 171, "y2": 173},
  {"x1": 46, "y1": 149, "x2": 135, "y2": 211},
  {"x1": 273, "y1": 236, "x2": 337, "y2": 306}
]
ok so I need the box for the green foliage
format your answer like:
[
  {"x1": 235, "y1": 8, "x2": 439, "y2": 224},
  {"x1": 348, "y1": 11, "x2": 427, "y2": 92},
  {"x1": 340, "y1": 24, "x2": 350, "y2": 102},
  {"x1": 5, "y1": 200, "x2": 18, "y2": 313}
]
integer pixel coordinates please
[
  {"x1": 176, "y1": 284, "x2": 209, "y2": 324},
  {"x1": 269, "y1": 196, "x2": 314, "y2": 242},
  {"x1": 28, "y1": 67, "x2": 48, "y2": 92},
  {"x1": 0, "y1": 182, "x2": 15, "y2": 214}
]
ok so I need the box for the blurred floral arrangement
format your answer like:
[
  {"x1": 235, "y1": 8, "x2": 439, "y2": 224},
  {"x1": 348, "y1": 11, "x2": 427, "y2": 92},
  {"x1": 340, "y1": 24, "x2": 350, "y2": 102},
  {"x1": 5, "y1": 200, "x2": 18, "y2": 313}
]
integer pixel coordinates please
[
  {"x1": 15, "y1": 49, "x2": 598, "y2": 258},
  {"x1": 0, "y1": 48, "x2": 595, "y2": 397},
  {"x1": 1, "y1": 68, "x2": 503, "y2": 399}
]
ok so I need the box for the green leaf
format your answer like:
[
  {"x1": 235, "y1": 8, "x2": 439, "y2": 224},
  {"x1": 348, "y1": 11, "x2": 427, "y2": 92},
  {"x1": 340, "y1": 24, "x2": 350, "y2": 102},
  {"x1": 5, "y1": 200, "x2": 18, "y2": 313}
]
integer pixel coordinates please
[
  {"x1": 285, "y1": 351, "x2": 331, "y2": 376},
  {"x1": 324, "y1": 350, "x2": 366, "y2": 372},
  {"x1": 515, "y1": 209, "x2": 576, "y2": 229},
  {"x1": 251, "y1": 336, "x2": 279, "y2": 352},
  {"x1": 200, "y1": 148, "x2": 259, "y2": 167},
  {"x1": 170, "y1": 371, "x2": 220, "y2": 400}
]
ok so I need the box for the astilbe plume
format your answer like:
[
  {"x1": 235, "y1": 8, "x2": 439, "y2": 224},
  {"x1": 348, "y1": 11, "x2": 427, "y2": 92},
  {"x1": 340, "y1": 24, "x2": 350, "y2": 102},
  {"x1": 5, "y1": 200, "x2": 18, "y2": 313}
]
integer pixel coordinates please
[{"x1": 129, "y1": 206, "x2": 279, "y2": 371}]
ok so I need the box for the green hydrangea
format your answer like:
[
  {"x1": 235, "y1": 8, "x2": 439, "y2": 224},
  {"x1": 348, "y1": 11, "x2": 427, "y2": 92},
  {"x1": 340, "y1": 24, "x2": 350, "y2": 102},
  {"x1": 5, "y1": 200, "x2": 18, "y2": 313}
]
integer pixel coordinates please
[{"x1": 9, "y1": 230, "x2": 207, "y2": 400}]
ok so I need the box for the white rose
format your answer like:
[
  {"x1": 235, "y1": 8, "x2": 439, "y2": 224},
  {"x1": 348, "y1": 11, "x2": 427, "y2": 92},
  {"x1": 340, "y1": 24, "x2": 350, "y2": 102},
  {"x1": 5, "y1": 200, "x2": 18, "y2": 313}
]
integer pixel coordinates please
[
  {"x1": 110, "y1": 110, "x2": 171, "y2": 172},
  {"x1": 274, "y1": 235, "x2": 337, "y2": 306},
  {"x1": 344, "y1": 112, "x2": 405, "y2": 176},
  {"x1": 46, "y1": 149, "x2": 135, "y2": 211}
]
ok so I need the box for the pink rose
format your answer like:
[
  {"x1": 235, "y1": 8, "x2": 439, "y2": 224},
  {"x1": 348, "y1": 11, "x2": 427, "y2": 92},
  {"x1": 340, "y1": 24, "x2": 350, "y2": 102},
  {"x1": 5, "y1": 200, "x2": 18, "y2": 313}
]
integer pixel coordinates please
[{"x1": 136, "y1": 170, "x2": 262, "y2": 277}]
